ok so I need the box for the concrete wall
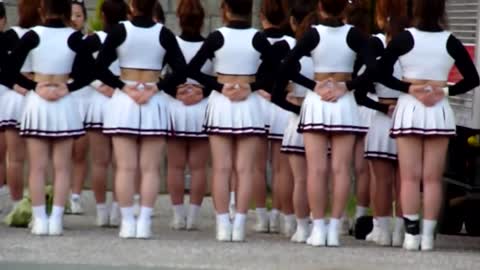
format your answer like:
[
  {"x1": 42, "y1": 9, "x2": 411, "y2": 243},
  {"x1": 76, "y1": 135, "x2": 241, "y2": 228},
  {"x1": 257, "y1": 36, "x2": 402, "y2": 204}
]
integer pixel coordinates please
[{"x1": 3, "y1": 0, "x2": 262, "y2": 34}]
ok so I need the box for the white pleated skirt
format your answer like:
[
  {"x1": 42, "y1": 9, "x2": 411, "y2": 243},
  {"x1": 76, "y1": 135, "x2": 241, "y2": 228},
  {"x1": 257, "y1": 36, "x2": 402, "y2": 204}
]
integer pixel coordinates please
[
  {"x1": 19, "y1": 91, "x2": 85, "y2": 138},
  {"x1": 71, "y1": 85, "x2": 95, "y2": 123},
  {"x1": 84, "y1": 88, "x2": 110, "y2": 130},
  {"x1": 391, "y1": 94, "x2": 456, "y2": 137},
  {"x1": 357, "y1": 93, "x2": 378, "y2": 130},
  {"x1": 169, "y1": 98, "x2": 208, "y2": 138},
  {"x1": 203, "y1": 91, "x2": 268, "y2": 135},
  {"x1": 256, "y1": 92, "x2": 271, "y2": 131},
  {"x1": 269, "y1": 103, "x2": 293, "y2": 140},
  {"x1": 281, "y1": 114, "x2": 305, "y2": 154},
  {"x1": 298, "y1": 91, "x2": 368, "y2": 134},
  {"x1": 365, "y1": 111, "x2": 397, "y2": 160},
  {"x1": 103, "y1": 85, "x2": 172, "y2": 136},
  {"x1": 0, "y1": 90, "x2": 25, "y2": 129}
]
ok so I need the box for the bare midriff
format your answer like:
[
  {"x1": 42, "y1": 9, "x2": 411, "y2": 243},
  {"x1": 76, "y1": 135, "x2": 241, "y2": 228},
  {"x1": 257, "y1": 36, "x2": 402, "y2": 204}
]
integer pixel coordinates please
[
  {"x1": 217, "y1": 74, "x2": 255, "y2": 85},
  {"x1": 403, "y1": 78, "x2": 447, "y2": 87},
  {"x1": 121, "y1": 68, "x2": 161, "y2": 83},
  {"x1": 22, "y1": 72, "x2": 35, "y2": 81},
  {"x1": 314, "y1": 72, "x2": 351, "y2": 82},
  {"x1": 34, "y1": 73, "x2": 70, "y2": 83},
  {"x1": 378, "y1": 98, "x2": 398, "y2": 105}
]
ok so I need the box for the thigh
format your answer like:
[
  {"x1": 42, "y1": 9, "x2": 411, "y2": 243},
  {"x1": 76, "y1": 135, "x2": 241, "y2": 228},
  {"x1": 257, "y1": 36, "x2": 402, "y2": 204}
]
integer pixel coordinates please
[
  {"x1": 396, "y1": 136, "x2": 423, "y2": 179},
  {"x1": 209, "y1": 135, "x2": 234, "y2": 170},
  {"x1": 52, "y1": 138, "x2": 74, "y2": 168},
  {"x1": 330, "y1": 134, "x2": 356, "y2": 170},
  {"x1": 89, "y1": 131, "x2": 111, "y2": 162},
  {"x1": 234, "y1": 136, "x2": 261, "y2": 170},
  {"x1": 187, "y1": 139, "x2": 209, "y2": 169},
  {"x1": 5, "y1": 129, "x2": 25, "y2": 158},
  {"x1": 73, "y1": 135, "x2": 88, "y2": 160},
  {"x1": 112, "y1": 136, "x2": 139, "y2": 169},
  {"x1": 26, "y1": 137, "x2": 50, "y2": 169},
  {"x1": 303, "y1": 132, "x2": 329, "y2": 170},
  {"x1": 289, "y1": 154, "x2": 307, "y2": 181},
  {"x1": 354, "y1": 135, "x2": 367, "y2": 170},
  {"x1": 139, "y1": 136, "x2": 166, "y2": 170},
  {"x1": 422, "y1": 137, "x2": 449, "y2": 181},
  {"x1": 167, "y1": 138, "x2": 188, "y2": 169}
]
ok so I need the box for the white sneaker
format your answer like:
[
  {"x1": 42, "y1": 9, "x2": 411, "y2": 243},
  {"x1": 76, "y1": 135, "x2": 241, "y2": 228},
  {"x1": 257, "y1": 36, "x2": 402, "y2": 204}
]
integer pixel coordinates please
[
  {"x1": 366, "y1": 225, "x2": 379, "y2": 242},
  {"x1": 31, "y1": 218, "x2": 49, "y2": 236},
  {"x1": 308, "y1": 226, "x2": 327, "y2": 247},
  {"x1": 254, "y1": 218, "x2": 269, "y2": 233},
  {"x1": 291, "y1": 225, "x2": 309, "y2": 243},
  {"x1": 216, "y1": 222, "x2": 232, "y2": 242},
  {"x1": 96, "y1": 210, "x2": 110, "y2": 227},
  {"x1": 232, "y1": 225, "x2": 246, "y2": 242},
  {"x1": 48, "y1": 218, "x2": 63, "y2": 236},
  {"x1": 109, "y1": 205, "x2": 121, "y2": 227},
  {"x1": 119, "y1": 220, "x2": 137, "y2": 239},
  {"x1": 421, "y1": 235, "x2": 434, "y2": 251},
  {"x1": 392, "y1": 229, "x2": 404, "y2": 247},
  {"x1": 283, "y1": 219, "x2": 297, "y2": 238},
  {"x1": 403, "y1": 233, "x2": 420, "y2": 251},
  {"x1": 269, "y1": 212, "x2": 280, "y2": 233},
  {"x1": 327, "y1": 226, "x2": 340, "y2": 247},
  {"x1": 375, "y1": 229, "x2": 393, "y2": 246},
  {"x1": 186, "y1": 215, "x2": 199, "y2": 231},
  {"x1": 136, "y1": 219, "x2": 152, "y2": 239},
  {"x1": 170, "y1": 213, "x2": 186, "y2": 230},
  {"x1": 69, "y1": 197, "x2": 84, "y2": 215}
]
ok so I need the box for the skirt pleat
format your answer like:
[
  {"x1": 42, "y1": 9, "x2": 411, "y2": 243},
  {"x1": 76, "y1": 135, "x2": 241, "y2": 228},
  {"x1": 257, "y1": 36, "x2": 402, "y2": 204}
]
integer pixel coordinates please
[
  {"x1": 269, "y1": 103, "x2": 293, "y2": 140},
  {"x1": 281, "y1": 114, "x2": 305, "y2": 154},
  {"x1": 391, "y1": 94, "x2": 456, "y2": 137},
  {"x1": 298, "y1": 91, "x2": 368, "y2": 134},
  {"x1": 203, "y1": 91, "x2": 268, "y2": 135},
  {"x1": 0, "y1": 90, "x2": 25, "y2": 129},
  {"x1": 169, "y1": 98, "x2": 208, "y2": 138},
  {"x1": 84, "y1": 89, "x2": 110, "y2": 130},
  {"x1": 365, "y1": 111, "x2": 397, "y2": 160}
]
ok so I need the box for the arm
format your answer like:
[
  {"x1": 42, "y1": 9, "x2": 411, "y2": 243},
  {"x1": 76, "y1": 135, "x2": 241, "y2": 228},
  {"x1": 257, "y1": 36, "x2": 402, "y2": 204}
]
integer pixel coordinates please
[
  {"x1": 95, "y1": 24, "x2": 126, "y2": 89},
  {"x1": 377, "y1": 31, "x2": 414, "y2": 92},
  {"x1": 187, "y1": 31, "x2": 224, "y2": 93},
  {"x1": 353, "y1": 85, "x2": 389, "y2": 114},
  {"x1": 68, "y1": 31, "x2": 96, "y2": 91},
  {"x1": 6, "y1": 31, "x2": 40, "y2": 90},
  {"x1": 251, "y1": 32, "x2": 276, "y2": 92},
  {"x1": 344, "y1": 28, "x2": 371, "y2": 91},
  {"x1": 279, "y1": 28, "x2": 319, "y2": 90},
  {"x1": 158, "y1": 27, "x2": 187, "y2": 96},
  {"x1": 446, "y1": 35, "x2": 480, "y2": 96}
]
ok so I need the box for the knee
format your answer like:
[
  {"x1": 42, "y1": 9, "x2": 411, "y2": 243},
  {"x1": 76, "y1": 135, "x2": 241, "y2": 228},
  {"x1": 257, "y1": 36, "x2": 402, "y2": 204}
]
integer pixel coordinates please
[
  {"x1": 422, "y1": 170, "x2": 442, "y2": 184},
  {"x1": 308, "y1": 163, "x2": 329, "y2": 178},
  {"x1": 73, "y1": 150, "x2": 87, "y2": 162}
]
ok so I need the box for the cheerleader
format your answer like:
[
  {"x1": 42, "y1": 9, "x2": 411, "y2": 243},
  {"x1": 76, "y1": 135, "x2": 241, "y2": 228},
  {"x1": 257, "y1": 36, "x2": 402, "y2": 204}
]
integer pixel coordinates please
[
  {"x1": 0, "y1": 0, "x2": 42, "y2": 213},
  {"x1": 83, "y1": 0, "x2": 128, "y2": 227},
  {"x1": 167, "y1": 0, "x2": 210, "y2": 231},
  {"x1": 343, "y1": 0, "x2": 373, "y2": 233},
  {"x1": 254, "y1": 0, "x2": 294, "y2": 236},
  {"x1": 96, "y1": 0, "x2": 186, "y2": 239},
  {"x1": 69, "y1": 0, "x2": 88, "y2": 214},
  {"x1": 6, "y1": 0, "x2": 93, "y2": 235},
  {"x1": 188, "y1": 0, "x2": 275, "y2": 241},
  {"x1": 378, "y1": 0, "x2": 479, "y2": 251},
  {"x1": 279, "y1": 0, "x2": 368, "y2": 246},
  {"x1": 355, "y1": 0, "x2": 409, "y2": 247},
  {"x1": 271, "y1": 0, "x2": 317, "y2": 243}
]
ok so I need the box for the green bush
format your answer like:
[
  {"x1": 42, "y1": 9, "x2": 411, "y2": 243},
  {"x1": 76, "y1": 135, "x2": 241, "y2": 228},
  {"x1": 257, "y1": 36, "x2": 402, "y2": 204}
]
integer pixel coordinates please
[{"x1": 88, "y1": 0, "x2": 104, "y2": 32}]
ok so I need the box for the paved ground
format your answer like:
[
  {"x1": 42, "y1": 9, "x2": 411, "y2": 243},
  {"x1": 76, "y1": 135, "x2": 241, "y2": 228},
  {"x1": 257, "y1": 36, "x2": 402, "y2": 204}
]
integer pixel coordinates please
[{"x1": 0, "y1": 191, "x2": 479, "y2": 270}]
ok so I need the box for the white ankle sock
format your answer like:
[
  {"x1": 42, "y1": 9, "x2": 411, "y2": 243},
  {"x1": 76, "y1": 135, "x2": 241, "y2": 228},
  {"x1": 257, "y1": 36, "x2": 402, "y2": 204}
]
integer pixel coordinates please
[
  {"x1": 377, "y1": 216, "x2": 392, "y2": 231},
  {"x1": 111, "y1": 202, "x2": 119, "y2": 209},
  {"x1": 404, "y1": 214, "x2": 419, "y2": 221},
  {"x1": 120, "y1": 206, "x2": 135, "y2": 223},
  {"x1": 329, "y1": 218, "x2": 340, "y2": 233},
  {"x1": 297, "y1": 218, "x2": 309, "y2": 229},
  {"x1": 270, "y1": 209, "x2": 280, "y2": 218},
  {"x1": 96, "y1": 203, "x2": 107, "y2": 213},
  {"x1": 229, "y1": 192, "x2": 235, "y2": 205},
  {"x1": 138, "y1": 207, "x2": 153, "y2": 222},
  {"x1": 422, "y1": 219, "x2": 437, "y2": 237},
  {"x1": 256, "y1": 208, "x2": 268, "y2": 218},
  {"x1": 50, "y1": 206, "x2": 64, "y2": 219},
  {"x1": 284, "y1": 214, "x2": 296, "y2": 224},
  {"x1": 133, "y1": 194, "x2": 140, "y2": 202},
  {"x1": 216, "y1": 213, "x2": 230, "y2": 226},
  {"x1": 355, "y1": 206, "x2": 369, "y2": 220},
  {"x1": 32, "y1": 205, "x2": 47, "y2": 220},
  {"x1": 173, "y1": 204, "x2": 186, "y2": 218},
  {"x1": 71, "y1": 193, "x2": 81, "y2": 201},
  {"x1": 233, "y1": 213, "x2": 246, "y2": 229},
  {"x1": 188, "y1": 204, "x2": 200, "y2": 220},
  {"x1": 313, "y1": 219, "x2": 326, "y2": 230}
]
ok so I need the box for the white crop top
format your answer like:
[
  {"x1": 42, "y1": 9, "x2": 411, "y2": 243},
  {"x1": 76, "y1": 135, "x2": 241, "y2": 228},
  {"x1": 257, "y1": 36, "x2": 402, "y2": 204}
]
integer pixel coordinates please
[
  {"x1": 176, "y1": 37, "x2": 213, "y2": 85},
  {"x1": 117, "y1": 21, "x2": 165, "y2": 71},
  {"x1": 213, "y1": 27, "x2": 261, "y2": 75},
  {"x1": 30, "y1": 26, "x2": 76, "y2": 74},
  {"x1": 311, "y1": 24, "x2": 356, "y2": 73},
  {"x1": 400, "y1": 28, "x2": 454, "y2": 81},
  {"x1": 375, "y1": 33, "x2": 402, "y2": 98}
]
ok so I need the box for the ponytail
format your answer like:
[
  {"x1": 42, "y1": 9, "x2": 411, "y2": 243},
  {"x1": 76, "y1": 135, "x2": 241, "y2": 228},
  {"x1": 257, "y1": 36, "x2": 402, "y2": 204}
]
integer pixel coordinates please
[{"x1": 177, "y1": 0, "x2": 205, "y2": 36}]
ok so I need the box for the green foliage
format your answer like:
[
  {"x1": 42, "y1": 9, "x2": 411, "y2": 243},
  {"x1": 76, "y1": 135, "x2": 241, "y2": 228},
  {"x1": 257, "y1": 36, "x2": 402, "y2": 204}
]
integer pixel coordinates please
[{"x1": 89, "y1": 0, "x2": 105, "y2": 32}]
